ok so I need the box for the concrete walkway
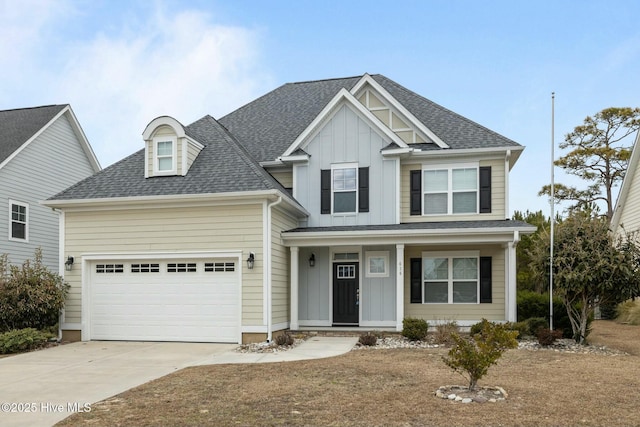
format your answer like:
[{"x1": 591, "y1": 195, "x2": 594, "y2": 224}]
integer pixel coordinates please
[{"x1": 0, "y1": 336, "x2": 357, "y2": 427}]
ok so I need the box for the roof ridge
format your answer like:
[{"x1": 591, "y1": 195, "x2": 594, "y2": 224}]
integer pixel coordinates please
[
  {"x1": 289, "y1": 74, "x2": 366, "y2": 85},
  {"x1": 0, "y1": 104, "x2": 67, "y2": 113}
]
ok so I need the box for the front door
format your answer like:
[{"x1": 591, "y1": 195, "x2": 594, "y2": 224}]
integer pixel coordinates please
[{"x1": 333, "y1": 262, "x2": 359, "y2": 325}]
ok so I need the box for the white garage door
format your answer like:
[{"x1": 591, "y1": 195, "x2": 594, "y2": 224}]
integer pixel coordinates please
[{"x1": 89, "y1": 258, "x2": 239, "y2": 343}]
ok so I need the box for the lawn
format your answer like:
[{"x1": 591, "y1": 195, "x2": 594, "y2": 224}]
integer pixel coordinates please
[{"x1": 57, "y1": 321, "x2": 639, "y2": 427}]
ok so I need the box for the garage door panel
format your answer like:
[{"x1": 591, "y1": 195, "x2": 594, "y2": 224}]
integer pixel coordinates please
[{"x1": 89, "y1": 259, "x2": 240, "y2": 343}]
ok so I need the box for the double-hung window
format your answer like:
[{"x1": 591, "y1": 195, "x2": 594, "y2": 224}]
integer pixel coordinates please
[
  {"x1": 154, "y1": 137, "x2": 177, "y2": 175},
  {"x1": 332, "y1": 163, "x2": 358, "y2": 214},
  {"x1": 423, "y1": 164, "x2": 478, "y2": 215},
  {"x1": 9, "y1": 200, "x2": 28, "y2": 242},
  {"x1": 423, "y1": 252, "x2": 479, "y2": 304}
]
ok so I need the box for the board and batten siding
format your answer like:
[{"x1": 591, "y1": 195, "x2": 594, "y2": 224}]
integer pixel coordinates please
[
  {"x1": 294, "y1": 103, "x2": 398, "y2": 227},
  {"x1": 400, "y1": 158, "x2": 506, "y2": 223},
  {"x1": 0, "y1": 114, "x2": 96, "y2": 272},
  {"x1": 403, "y1": 245, "x2": 506, "y2": 321},
  {"x1": 270, "y1": 206, "x2": 298, "y2": 326},
  {"x1": 62, "y1": 203, "x2": 264, "y2": 326}
]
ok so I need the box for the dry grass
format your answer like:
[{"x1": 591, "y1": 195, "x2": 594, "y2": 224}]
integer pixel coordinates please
[{"x1": 58, "y1": 321, "x2": 640, "y2": 427}]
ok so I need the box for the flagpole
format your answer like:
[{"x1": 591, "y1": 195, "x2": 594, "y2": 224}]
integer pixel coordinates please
[{"x1": 550, "y1": 92, "x2": 555, "y2": 330}]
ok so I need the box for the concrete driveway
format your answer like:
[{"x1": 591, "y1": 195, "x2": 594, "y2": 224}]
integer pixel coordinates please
[{"x1": 0, "y1": 341, "x2": 234, "y2": 427}]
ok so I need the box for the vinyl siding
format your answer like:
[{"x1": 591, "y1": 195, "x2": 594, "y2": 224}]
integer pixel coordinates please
[
  {"x1": 404, "y1": 245, "x2": 506, "y2": 321},
  {"x1": 270, "y1": 170, "x2": 293, "y2": 189},
  {"x1": 616, "y1": 162, "x2": 640, "y2": 235},
  {"x1": 62, "y1": 203, "x2": 264, "y2": 325},
  {"x1": 400, "y1": 158, "x2": 506, "y2": 222},
  {"x1": 0, "y1": 113, "x2": 96, "y2": 271},
  {"x1": 270, "y1": 206, "x2": 298, "y2": 325}
]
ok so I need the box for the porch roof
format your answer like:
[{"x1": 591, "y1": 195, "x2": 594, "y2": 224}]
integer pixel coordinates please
[{"x1": 282, "y1": 219, "x2": 536, "y2": 246}]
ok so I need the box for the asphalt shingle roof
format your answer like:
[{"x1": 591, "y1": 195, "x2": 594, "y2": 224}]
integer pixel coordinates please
[
  {"x1": 220, "y1": 74, "x2": 521, "y2": 163},
  {"x1": 285, "y1": 220, "x2": 535, "y2": 233},
  {"x1": 0, "y1": 105, "x2": 67, "y2": 165},
  {"x1": 48, "y1": 116, "x2": 290, "y2": 200}
]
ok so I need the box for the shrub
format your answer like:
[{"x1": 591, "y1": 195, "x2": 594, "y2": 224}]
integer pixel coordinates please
[
  {"x1": 433, "y1": 320, "x2": 458, "y2": 345},
  {"x1": 536, "y1": 328, "x2": 563, "y2": 346},
  {"x1": 442, "y1": 319, "x2": 518, "y2": 390},
  {"x1": 517, "y1": 290, "x2": 578, "y2": 339},
  {"x1": 0, "y1": 250, "x2": 69, "y2": 333},
  {"x1": 402, "y1": 317, "x2": 429, "y2": 341},
  {"x1": 0, "y1": 328, "x2": 49, "y2": 354},
  {"x1": 358, "y1": 332, "x2": 378, "y2": 346},
  {"x1": 525, "y1": 317, "x2": 549, "y2": 336},
  {"x1": 504, "y1": 321, "x2": 529, "y2": 339},
  {"x1": 274, "y1": 332, "x2": 294, "y2": 346},
  {"x1": 616, "y1": 299, "x2": 640, "y2": 325}
]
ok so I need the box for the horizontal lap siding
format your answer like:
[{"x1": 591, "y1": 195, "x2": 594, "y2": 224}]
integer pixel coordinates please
[
  {"x1": 404, "y1": 245, "x2": 506, "y2": 321},
  {"x1": 63, "y1": 203, "x2": 264, "y2": 325},
  {"x1": 271, "y1": 207, "x2": 298, "y2": 326},
  {"x1": 270, "y1": 171, "x2": 293, "y2": 189},
  {"x1": 400, "y1": 159, "x2": 505, "y2": 222}
]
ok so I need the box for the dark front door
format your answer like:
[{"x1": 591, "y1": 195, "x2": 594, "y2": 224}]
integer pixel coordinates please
[{"x1": 333, "y1": 262, "x2": 359, "y2": 325}]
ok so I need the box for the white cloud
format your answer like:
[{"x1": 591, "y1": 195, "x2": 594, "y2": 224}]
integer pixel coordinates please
[{"x1": 53, "y1": 6, "x2": 273, "y2": 166}]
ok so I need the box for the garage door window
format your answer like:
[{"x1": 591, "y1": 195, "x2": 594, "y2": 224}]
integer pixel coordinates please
[
  {"x1": 167, "y1": 263, "x2": 197, "y2": 273},
  {"x1": 205, "y1": 262, "x2": 235, "y2": 272},
  {"x1": 96, "y1": 264, "x2": 124, "y2": 273},
  {"x1": 131, "y1": 263, "x2": 160, "y2": 273}
]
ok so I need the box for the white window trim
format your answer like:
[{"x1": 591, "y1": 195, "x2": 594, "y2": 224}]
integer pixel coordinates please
[
  {"x1": 422, "y1": 250, "x2": 479, "y2": 304},
  {"x1": 331, "y1": 162, "x2": 358, "y2": 215},
  {"x1": 365, "y1": 251, "x2": 389, "y2": 278},
  {"x1": 422, "y1": 162, "x2": 479, "y2": 216},
  {"x1": 153, "y1": 136, "x2": 178, "y2": 176},
  {"x1": 8, "y1": 200, "x2": 29, "y2": 243}
]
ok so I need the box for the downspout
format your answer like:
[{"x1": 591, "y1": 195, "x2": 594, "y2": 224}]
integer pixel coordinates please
[{"x1": 266, "y1": 196, "x2": 283, "y2": 342}]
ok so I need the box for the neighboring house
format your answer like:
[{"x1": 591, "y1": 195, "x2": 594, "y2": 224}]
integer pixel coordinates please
[
  {"x1": 0, "y1": 105, "x2": 100, "y2": 272},
  {"x1": 611, "y1": 131, "x2": 640, "y2": 238},
  {"x1": 44, "y1": 74, "x2": 535, "y2": 344}
]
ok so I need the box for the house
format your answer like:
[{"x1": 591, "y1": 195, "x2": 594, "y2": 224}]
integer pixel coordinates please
[
  {"x1": 0, "y1": 105, "x2": 100, "y2": 272},
  {"x1": 611, "y1": 131, "x2": 640, "y2": 238},
  {"x1": 44, "y1": 74, "x2": 535, "y2": 344}
]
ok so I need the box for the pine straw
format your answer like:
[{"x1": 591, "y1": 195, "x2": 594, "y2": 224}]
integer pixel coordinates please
[{"x1": 57, "y1": 321, "x2": 640, "y2": 427}]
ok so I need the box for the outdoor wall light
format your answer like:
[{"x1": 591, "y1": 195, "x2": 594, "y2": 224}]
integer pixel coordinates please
[
  {"x1": 65, "y1": 256, "x2": 74, "y2": 271},
  {"x1": 246, "y1": 252, "x2": 255, "y2": 270},
  {"x1": 309, "y1": 253, "x2": 316, "y2": 267}
]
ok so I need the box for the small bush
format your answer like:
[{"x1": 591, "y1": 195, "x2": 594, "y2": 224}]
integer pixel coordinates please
[
  {"x1": 517, "y1": 290, "x2": 579, "y2": 338},
  {"x1": 536, "y1": 328, "x2": 563, "y2": 346},
  {"x1": 433, "y1": 320, "x2": 458, "y2": 345},
  {"x1": 358, "y1": 332, "x2": 378, "y2": 346},
  {"x1": 525, "y1": 317, "x2": 549, "y2": 336},
  {"x1": 0, "y1": 250, "x2": 69, "y2": 333},
  {"x1": 442, "y1": 319, "x2": 518, "y2": 390},
  {"x1": 402, "y1": 317, "x2": 429, "y2": 341},
  {"x1": 274, "y1": 332, "x2": 294, "y2": 346},
  {"x1": 504, "y1": 321, "x2": 529, "y2": 339},
  {"x1": 616, "y1": 300, "x2": 640, "y2": 325},
  {"x1": 0, "y1": 328, "x2": 49, "y2": 354}
]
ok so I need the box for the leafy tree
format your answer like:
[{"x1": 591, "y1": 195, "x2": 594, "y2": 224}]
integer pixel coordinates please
[
  {"x1": 513, "y1": 210, "x2": 552, "y2": 292},
  {"x1": 528, "y1": 212, "x2": 640, "y2": 343},
  {"x1": 539, "y1": 107, "x2": 640, "y2": 221},
  {"x1": 442, "y1": 319, "x2": 518, "y2": 391}
]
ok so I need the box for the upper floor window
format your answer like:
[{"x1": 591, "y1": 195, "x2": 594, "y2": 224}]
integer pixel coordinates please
[
  {"x1": 410, "y1": 165, "x2": 491, "y2": 216},
  {"x1": 332, "y1": 164, "x2": 358, "y2": 214},
  {"x1": 9, "y1": 200, "x2": 28, "y2": 242},
  {"x1": 153, "y1": 137, "x2": 177, "y2": 175}
]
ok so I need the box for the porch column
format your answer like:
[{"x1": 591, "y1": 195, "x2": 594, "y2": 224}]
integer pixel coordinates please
[
  {"x1": 506, "y1": 241, "x2": 517, "y2": 322},
  {"x1": 290, "y1": 246, "x2": 299, "y2": 330},
  {"x1": 396, "y1": 244, "x2": 405, "y2": 331}
]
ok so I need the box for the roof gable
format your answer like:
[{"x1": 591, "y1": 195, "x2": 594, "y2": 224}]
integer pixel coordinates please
[
  {"x1": 0, "y1": 104, "x2": 101, "y2": 172},
  {"x1": 611, "y1": 131, "x2": 640, "y2": 233}
]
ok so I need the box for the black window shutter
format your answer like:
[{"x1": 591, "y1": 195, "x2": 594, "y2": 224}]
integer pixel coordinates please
[
  {"x1": 410, "y1": 170, "x2": 422, "y2": 215},
  {"x1": 321, "y1": 169, "x2": 331, "y2": 214},
  {"x1": 358, "y1": 167, "x2": 369, "y2": 213},
  {"x1": 479, "y1": 256, "x2": 492, "y2": 303},
  {"x1": 479, "y1": 166, "x2": 491, "y2": 213},
  {"x1": 410, "y1": 258, "x2": 422, "y2": 303}
]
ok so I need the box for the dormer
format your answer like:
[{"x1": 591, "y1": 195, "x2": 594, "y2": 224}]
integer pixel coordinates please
[{"x1": 142, "y1": 116, "x2": 204, "y2": 178}]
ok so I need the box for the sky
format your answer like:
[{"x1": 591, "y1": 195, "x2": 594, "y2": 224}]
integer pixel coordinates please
[{"x1": 2, "y1": 0, "x2": 640, "y2": 216}]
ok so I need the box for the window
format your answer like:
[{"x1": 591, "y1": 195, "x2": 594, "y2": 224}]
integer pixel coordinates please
[
  {"x1": 167, "y1": 263, "x2": 197, "y2": 273},
  {"x1": 205, "y1": 262, "x2": 235, "y2": 272},
  {"x1": 423, "y1": 252, "x2": 478, "y2": 304},
  {"x1": 131, "y1": 263, "x2": 160, "y2": 273},
  {"x1": 96, "y1": 264, "x2": 124, "y2": 273},
  {"x1": 336, "y1": 264, "x2": 356, "y2": 279},
  {"x1": 423, "y1": 165, "x2": 478, "y2": 215},
  {"x1": 153, "y1": 137, "x2": 177, "y2": 175},
  {"x1": 9, "y1": 201, "x2": 28, "y2": 241},
  {"x1": 366, "y1": 251, "x2": 389, "y2": 277},
  {"x1": 332, "y1": 164, "x2": 358, "y2": 213}
]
